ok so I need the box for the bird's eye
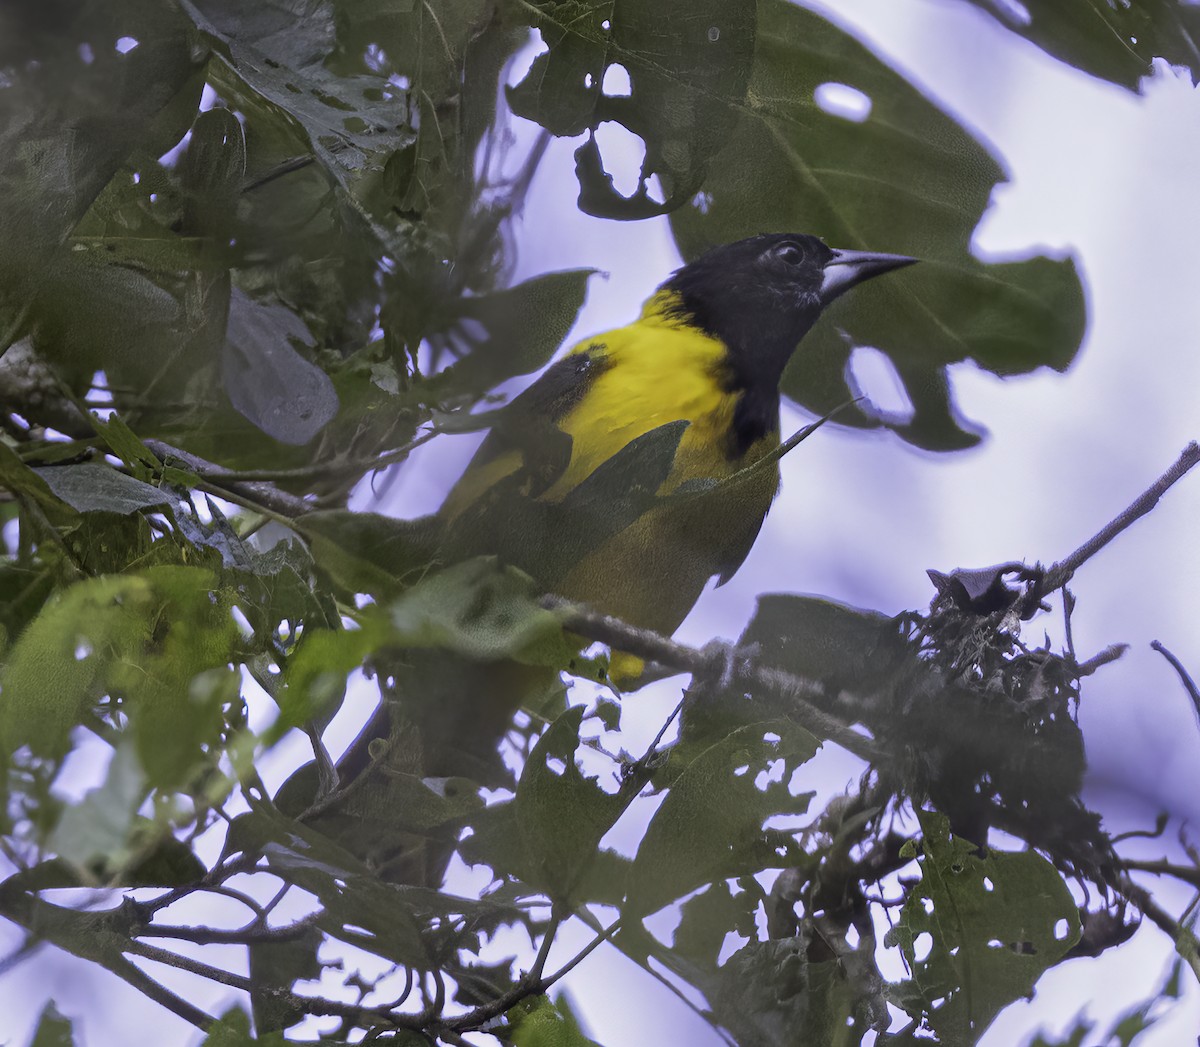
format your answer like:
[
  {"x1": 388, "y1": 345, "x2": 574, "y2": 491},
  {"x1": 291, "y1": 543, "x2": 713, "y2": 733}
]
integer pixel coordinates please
[{"x1": 777, "y1": 243, "x2": 805, "y2": 265}]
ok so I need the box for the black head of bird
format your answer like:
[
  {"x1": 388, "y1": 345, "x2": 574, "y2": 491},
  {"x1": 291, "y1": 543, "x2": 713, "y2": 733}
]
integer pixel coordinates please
[{"x1": 662, "y1": 232, "x2": 916, "y2": 387}]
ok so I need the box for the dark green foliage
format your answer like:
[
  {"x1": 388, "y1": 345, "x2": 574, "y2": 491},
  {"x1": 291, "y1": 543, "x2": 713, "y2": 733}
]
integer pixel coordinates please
[{"x1": 959, "y1": 0, "x2": 1200, "y2": 91}]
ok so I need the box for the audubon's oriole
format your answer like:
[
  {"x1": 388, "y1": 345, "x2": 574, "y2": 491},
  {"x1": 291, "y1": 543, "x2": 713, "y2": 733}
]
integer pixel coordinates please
[{"x1": 295, "y1": 233, "x2": 914, "y2": 882}]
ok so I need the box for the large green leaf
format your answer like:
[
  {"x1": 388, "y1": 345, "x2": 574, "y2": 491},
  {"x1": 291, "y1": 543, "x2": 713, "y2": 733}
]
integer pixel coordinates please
[
  {"x1": 505, "y1": 993, "x2": 607, "y2": 1047},
  {"x1": 671, "y1": 0, "x2": 1085, "y2": 450},
  {"x1": 184, "y1": 0, "x2": 416, "y2": 186},
  {"x1": 624, "y1": 720, "x2": 817, "y2": 918},
  {"x1": 959, "y1": 0, "x2": 1200, "y2": 91},
  {"x1": 32, "y1": 464, "x2": 175, "y2": 516},
  {"x1": 738, "y1": 593, "x2": 909, "y2": 697},
  {"x1": 222, "y1": 288, "x2": 340, "y2": 445},
  {"x1": 885, "y1": 810, "x2": 1082, "y2": 1043},
  {"x1": 387, "y1": 557, "x2": 573, "y2": 665},
  {"x1": 0, "y1": 566, "x2": 241, "y2": 789},
  {"x1": 0, "y1": 1, "x2": 204, "y2": 345},
  {"x1": 435, "y1": 268, "x2": 597, "y2": 396},
  {"x1": 709, "y1": 939, "x2": 861, "y2": 1047},
  {"x1": 508, "y1": 0, "x2": 756, "y2": 217},
  {"x1": 516, "y1": 705, "x2": 640, "y2": 902}
]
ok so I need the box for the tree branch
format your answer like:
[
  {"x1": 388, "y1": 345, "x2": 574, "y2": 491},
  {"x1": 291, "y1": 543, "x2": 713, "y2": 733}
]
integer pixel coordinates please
[
  {"x1": 541, "y1": 595, "x2": 884, "y2": 765},
  {"x1": 1034, "y1": 442, "x2": 1200, "y2": 600},
  {"x1": 1151, "y1": 640, "x2": 1200, "y2": 731},
  {"x1": 144, "y1": 439, "x2": 313, "y2": 518}
]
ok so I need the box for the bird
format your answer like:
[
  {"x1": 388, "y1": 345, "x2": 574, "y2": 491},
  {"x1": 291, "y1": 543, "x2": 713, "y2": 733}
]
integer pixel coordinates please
[{"x1": 283, "y1": 233, "x2": 915, "y2": 883}]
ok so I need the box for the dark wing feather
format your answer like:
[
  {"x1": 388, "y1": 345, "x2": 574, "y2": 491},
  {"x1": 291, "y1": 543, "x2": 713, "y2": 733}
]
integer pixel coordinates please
[{"x1": 461, "y1": 342, "x2": 610, "y2": 498}]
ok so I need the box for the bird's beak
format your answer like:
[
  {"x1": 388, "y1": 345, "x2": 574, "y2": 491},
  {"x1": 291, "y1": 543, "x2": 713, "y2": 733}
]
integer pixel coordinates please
[{"x1": 820, "y1": 248, "x2": 917, "y2": 303}]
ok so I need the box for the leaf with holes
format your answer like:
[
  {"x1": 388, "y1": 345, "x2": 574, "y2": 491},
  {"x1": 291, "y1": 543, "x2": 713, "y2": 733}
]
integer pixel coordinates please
[
  {"x1": 509, "y1": 0, "x2": 756, "y2": 218},
  {"x1": 624, "y1": 720, "x2": 817, "y2": 918},
  {"x1": 516, "y1": 706, "x2": 639, "y2": 902},
  {"x1": 670, "y1": 0, "x2": 1085, "y2": 451},
  {"x1": 885, "y1": 810, "x2": 1081, "y2": 1043}
]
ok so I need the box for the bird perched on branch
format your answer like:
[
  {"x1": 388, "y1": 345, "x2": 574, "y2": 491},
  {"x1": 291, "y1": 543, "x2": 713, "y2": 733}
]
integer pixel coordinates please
[{"x1": 287, "y1": 233, "x2": 915, "y2": 882}]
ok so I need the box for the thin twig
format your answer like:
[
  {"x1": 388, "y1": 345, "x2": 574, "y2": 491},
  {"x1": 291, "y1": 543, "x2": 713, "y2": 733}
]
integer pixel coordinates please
[
  {"x1": 1123, "y1": 878, "x2": 1200, "y2": 984},
  {"x1": 144, "y1": 439, "x2": 313, "y2": 518},
  {"x1": 528, "y1": 909, "x2": 562, "y2": 983},
  {"x1": 1151, "y1": 640, "x2": 1200, "y2": 731},
  {"x1": 133, "y1": 914, "x2": 320, "y2": 946},
  {"x1": 195, "y1": 426, "x2": 438, "y2": 484},
  {"x1": 1076, "y1": 643, "x2": 1129, "y2": 677},
  {"x1": 537, "y1": 917, "x2": 621, "y2": 987},
  {"x1": 0, "y1": 891, "x2": 218, "y2": 1031},
  {"x1": 125, "y1": 937, "x2": 254, "y2": 992},
  {"x1": 1119, "y1": 857, "x2": 1200, "y2": 890},
  {"x1": 1036, "y1": 442, "x2": 1200, "y2": 599},
  {"x1": 443, "y1": 914, "x2": 620, "y2": 1032}
]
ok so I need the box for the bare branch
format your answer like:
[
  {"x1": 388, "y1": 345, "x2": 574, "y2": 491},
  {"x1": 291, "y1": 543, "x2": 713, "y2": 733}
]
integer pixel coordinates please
[
  {"x1": 1151, "y1": 640, "x2": 1200, "y2": 730},
  {"x1": 1036, "y1": 442, "x2": 1200, "y2": 599}
]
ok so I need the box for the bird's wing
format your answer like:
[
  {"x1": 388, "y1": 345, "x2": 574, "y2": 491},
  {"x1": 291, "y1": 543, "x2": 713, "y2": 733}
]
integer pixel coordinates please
[{"x1": 441, "y1": 341, "x2": 610, "y2": 518}]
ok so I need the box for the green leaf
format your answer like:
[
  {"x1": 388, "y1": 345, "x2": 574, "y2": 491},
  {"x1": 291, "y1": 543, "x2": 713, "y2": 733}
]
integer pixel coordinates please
[
  {"x1": 0, "y1": 0, "x2": 203, "y2": 336},
  {"x1": 31, "y1": 252, "x2": 184, "y2": 379},
  {"x1": 29, "y1": 1001, "x2": 76, "y2": 1047},
  {"x1": 47, "y1": 740, "x2": 147, "y2": 879},
  {"x1": 509, "y1": 0, "x2": 756, "y2": 218},
  {"x1": 439, "y1": 269, "x2": 596, "y2": 396},
  {"x1": 122, "y1": 834, "x2": 208, "y2": 887},
  {"x1": 298, "y1": 509, "x2": 441, "y2": 597},
  {"x1": 505, "y1": 992, "x2": 606, "y2": 1047},
  {"x1": 272, "y1": 619, "x2": 389, "y2": 739},
  {"x1": 671, "y1": 880, "x2": 759, "y2": 971},
  {"x1": 670, "y1": 0, "x2": 1086, "y2": 451},
  {"x1": 516, "y1": 706, "x2": 636, "y2": 901},
  {"x1": 885, "y1": 810, "x2": 1082, "y2": 1043},
  {"x1": 0, "y1": 441, "x2": 81, "y2": 528},
  {"x1": 200, "y1": 1006, "x2": 289, "y2": 1046},
  {"x1": 1, "y1": 574, "x2": 145, "y2": 759},
  {"x1": 328, "y1": 0, "x2": 493, "y2": 105},
  {"x1": 186, "y1": 0, "x2": 485, "y2": 196},
  {"x1": 222, "y1": 289, "x2": 339, "y2": 446},
  {"x1": 88, "y1": 413, "x2": 163, "y2": 479},
  {"x1": 179, "y1": 107, "x2": 246, "y2": 241},
  {"x1": 625, "y1": 720, "x2": 817, "y2": 918},
  {"x1": 739, "y1": 594, "x2": 909, "y2": 696},
  {"x1": 248, "y1": 925, "x2": 324, "y2": 1035},
  {"x1": 709, "y1": 939, "x2": 861, "y2": 1047},
  {"x1": 31, "y1": 464, "x2": 176, "y2": 516},
  {"x1": 962, "y1": 0, "x2": 1200, "y2": 92},
  {"x1": 0, "y1": 566, "x2": 242, "y2": 788},
  {"x1": 389, "y1": 558, "x2": 572, "y2": 666}
]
